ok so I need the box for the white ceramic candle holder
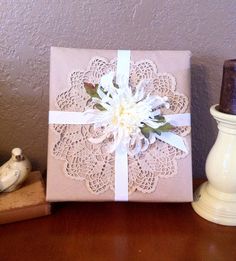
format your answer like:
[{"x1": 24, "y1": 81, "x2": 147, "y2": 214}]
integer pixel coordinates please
[{"x1": 192, "y1": 104, "x2": 236, "y2": 226}]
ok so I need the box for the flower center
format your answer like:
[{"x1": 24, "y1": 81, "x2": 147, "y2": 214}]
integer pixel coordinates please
[{"x1": 112, "y1": 99, "x2": 150, "y2": 134}]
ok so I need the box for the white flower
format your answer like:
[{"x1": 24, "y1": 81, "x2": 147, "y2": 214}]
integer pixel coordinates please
[
  {"x1": 86, "y1": 72, "x2": 170, "y2": 155},
  {"x1": 99, "y1": 71, "x2": 116, "y2": 93}
]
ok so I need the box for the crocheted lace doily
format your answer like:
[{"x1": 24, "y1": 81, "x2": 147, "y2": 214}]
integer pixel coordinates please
[{"x1": 51, "y1": 57, "x2": 190, "y2": 195}]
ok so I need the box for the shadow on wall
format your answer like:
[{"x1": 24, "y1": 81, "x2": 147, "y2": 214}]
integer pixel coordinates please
[{"x1": 191, "y1": 61, "x2": 216, "y2": 178}]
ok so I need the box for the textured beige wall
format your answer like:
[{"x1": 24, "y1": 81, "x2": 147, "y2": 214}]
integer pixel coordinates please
[{"x1": 0, "y1": 0, "x2": 236, "y2": 177}]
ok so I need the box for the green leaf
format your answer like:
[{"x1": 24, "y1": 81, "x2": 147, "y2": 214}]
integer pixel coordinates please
[
  {"x1": 140, "y1": 122, "x2": 175, "y2": 138},
  {"x1": 155, "y1": 123, "x2": 175, "y2": 132},
  {"x1": 84, "y1": 82, "x2": 100, "y2": 98},
  {"x1": 140, "y1": 124, "x2": 153, "y2": 138},
  {"x1": 94, "y1": 103, "x2": 106, "y2": 111}
]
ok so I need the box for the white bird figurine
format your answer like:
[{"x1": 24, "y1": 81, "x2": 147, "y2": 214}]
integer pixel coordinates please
[{"x1": 0, "y1": 148, "x2": 32, "y2": 192}]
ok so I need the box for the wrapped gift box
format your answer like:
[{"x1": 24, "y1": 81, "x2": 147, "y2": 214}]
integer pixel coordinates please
[{"x1": 47, "y1": 47, "x2": 192, "y2": 202}]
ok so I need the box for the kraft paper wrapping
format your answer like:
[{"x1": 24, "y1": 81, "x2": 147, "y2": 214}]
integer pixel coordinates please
[{"x1": 46, "y1": 47, "x2": 192, "y2": 202}]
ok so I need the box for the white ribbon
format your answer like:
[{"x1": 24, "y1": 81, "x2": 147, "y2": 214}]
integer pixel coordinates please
[
  {"x1": 49, "y1": 50, "x2": 190, "y2": 201},
  {"x1": 164, "y1": 113, "x2": 191, "y2": 127},
  {"x1": 116, "y1": 50, "x2": 130, "y2": 87},
  {"x1": 157, "y1": 113, "x2": 191, "y2": 153},
  {"x1": 49, "y1": 111, "x2": 191, "y2": 129},
  {"x1": 115, "y1": 144, "x2": 128, "y2": 201},
  {"x1": 48, "y1": 111, "x2": 101, "y2": 124},
  {"x1": 114, "y1": 50, "x2": 130, "y2": 201}
]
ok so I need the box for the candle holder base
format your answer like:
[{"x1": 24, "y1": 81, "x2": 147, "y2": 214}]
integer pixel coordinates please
[{"x1": 192, "y1": 182, "x2": 236, "y2": 226}]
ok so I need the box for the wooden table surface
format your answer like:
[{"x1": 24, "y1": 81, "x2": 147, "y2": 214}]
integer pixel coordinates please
[
  {"x1": 0, "y1": 175, "x2": 236, "y2": 261},
  {"x1": 0, "y1": 187, "x2": 236, "y2": 261}
]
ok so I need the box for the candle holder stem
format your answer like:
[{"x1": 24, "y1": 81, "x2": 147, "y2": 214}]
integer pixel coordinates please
[{"x1": 192, "y1": 104, "x2": 236, "y2": 226}]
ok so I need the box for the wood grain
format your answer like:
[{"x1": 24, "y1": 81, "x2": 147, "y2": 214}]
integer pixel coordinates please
[{"x1": 0, "y1": 182, "x2": 236, "y2": 261}]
